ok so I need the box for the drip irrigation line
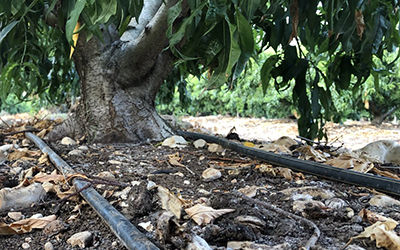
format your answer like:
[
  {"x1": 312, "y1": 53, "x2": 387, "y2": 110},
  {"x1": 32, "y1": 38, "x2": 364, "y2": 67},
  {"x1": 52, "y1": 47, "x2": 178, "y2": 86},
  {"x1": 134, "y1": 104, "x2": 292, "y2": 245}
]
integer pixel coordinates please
[
  {"x1": 25, "y1": 132, "x2": 159, "y2": 250},
  {"x1": 177, "y1": 130, "x2": 400, "y2": 196}
]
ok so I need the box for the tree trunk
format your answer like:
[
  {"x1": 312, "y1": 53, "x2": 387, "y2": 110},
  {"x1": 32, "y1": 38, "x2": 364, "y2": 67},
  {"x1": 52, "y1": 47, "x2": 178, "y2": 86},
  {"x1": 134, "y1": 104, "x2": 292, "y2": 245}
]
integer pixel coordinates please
[{"x1": 47, "y1": 0, "x2": 178, "y2": 143}]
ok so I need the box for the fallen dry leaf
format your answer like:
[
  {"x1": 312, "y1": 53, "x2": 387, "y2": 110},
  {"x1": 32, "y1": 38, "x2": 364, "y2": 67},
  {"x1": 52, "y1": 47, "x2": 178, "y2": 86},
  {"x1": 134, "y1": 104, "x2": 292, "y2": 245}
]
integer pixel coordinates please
[
  {"x1": 354, "y1": 140, "x2": 397, "y2": 163},
  {"x1": 373, "y1": 168, "x2": 400, "y2": 180},
  {"x1": 0, "y1": 214, "x2": 57, "y2": 235},
  {"x1": 157, "y1": 186, "x2": 183, "y2": 219},
  {"x1": 185, "y1": 204, "x2": 235, "y2": 225},
  {"x1": 54, "y1": 185, "x2": 79, "y2": 201},
  {"x1": 359, "y1": 209, "x2": 395, "y2": 225},
  {"x1": 242, "y1": 141, "x2": 255, "y2": 147},
  {"x1": 38, "y1": 153, "x2": 50, "y2": 165},
  {"x1": 295, "y1": 145, "x2": 326, "y2": 162},
  {"x1": 168, "y1": 153, "x2": 185, "y2": 167},
  {"x1": 32, "y1": 172, "x2": 65, "y2": 183},
  {"x1": 257, "y1": 143, "x2": 291, "y2": 154},
  {"x1": 325, "y1": 153, "x2": 373, "y2": 173},
  {"x1": 162, "y1": 135, "x2": 187, "y2": 148},
  {"x1": 273, "y1": 136, "x2": 298, "y2": 148},
  {"x1": 7, "y1": 150, "x2": 28, "y2": 161},
  {"x1": 355, "y1": 10, "x2": 365, "y2": 39},
  {"x1": 36, "y1": 129, "x2": 47, "y2": 138},
  {"x1": 369, "y1": 195, "x2": 400, "y2": 207},
  {"x1": 349, "y1": 219, "x2": 400, "y2": 249}
]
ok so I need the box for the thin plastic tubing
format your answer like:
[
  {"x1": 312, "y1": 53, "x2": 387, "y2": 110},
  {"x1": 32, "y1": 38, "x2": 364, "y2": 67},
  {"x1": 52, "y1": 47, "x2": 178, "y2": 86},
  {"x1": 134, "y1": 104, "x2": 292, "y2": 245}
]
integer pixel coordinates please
[
  {"x1": 25, "y1": 132, "x2": 159, "y2": 250},
  {"x1": 178, "y1": 130, "x2": 400, "y2": 196}
]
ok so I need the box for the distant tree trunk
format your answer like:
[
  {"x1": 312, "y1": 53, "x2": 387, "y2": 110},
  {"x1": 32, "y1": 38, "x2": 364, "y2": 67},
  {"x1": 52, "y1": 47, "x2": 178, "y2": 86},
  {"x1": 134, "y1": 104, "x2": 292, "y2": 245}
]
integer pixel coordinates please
[{"x1": 47, "y1": 0, "x2": 178, "y2": 143}]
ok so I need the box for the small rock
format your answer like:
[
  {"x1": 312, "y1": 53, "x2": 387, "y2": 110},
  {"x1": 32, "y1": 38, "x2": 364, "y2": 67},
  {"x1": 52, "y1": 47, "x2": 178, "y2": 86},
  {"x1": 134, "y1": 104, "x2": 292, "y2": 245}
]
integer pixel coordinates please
[
  {"x1": 138, "y1": 221, "x2": 154, "y2": 232},
  {"x1": 8, "y1": 211, "x2": 23, "y2": 221},
  {"x1": 280, "y1": 186, "x2": 335, "y2": 200},
  {"x1": 131, "y1": 181, "x2": 141, "y2": 186},
  {"x1": 31, "y1": 213, "x2": 43, "y2": 219},
  {"x1": 24, "y1": 237, "x2": 32, "y2": 243},
  {"x1": 202, "y1": 168, "x2": 222, "y2": 182},
  {"x1": 346, "y1": 207, "x2": 355, "y2": 219},
  {"x1": 147, "y1": 181, "x2": 157, "y2": 190},
  {"x1": 187, "y1": 235, "x2": 212, "y2": 250},
  {"x1": 346, "y1": 244, "x2": 366, "y2": 250},
  {"x1": 193, "y1": 139, "x2": 207, "y2": 149},
  {"x1": 21, "y1": 243, "x2": 30, "y2": 249},
  {"x1": 351, "y1": 215, "x2": 363, "y2": 223},
  {"x1": 67, "y1": 149, "x2": 83, "y2": 156},
  {"x1": 113, "y1": 187, "x2": 132, "y2": 200},
  {"x1": 44, "y1": 242, "x2": 54, "y2": 250},
  {"x1": 10, "y1": 166, "x2": 23, "y2": 175},
  {"x1": 96, "y1": 171, "x2": 115, "y2": 179},
  {"x1": 61, "y1": 137, "x2": 77, "y2": 146},
  {"x1": 369, "y1": 194, "x2": 400, "y2": 207},
  {"x1": 42, "y1": 182, "x2": 55, "y2": 193},
  {"x1": 227, "y1": 241, "x2": 289, "y2": 250},
  {"x1": 234, "y1": 215, "x2": 266, "y2": 229},
  {"x1": 207, "y1": 143, "x2": 224, "y2": 153},
  {"x1": 111, "y1": 241, "x2": 118, "y2": 247},
  {"x1": 21, "y1": 139, "x2": 31, "y2": 147},
  {"x1": 325, "y1": 198, "x2": 347, "y2": 209},
  {"x1": 78, "y1": 145, "x2": 89, "y2": 151},
  {"x1": 67, "y1": 231, "x2": 93, "y2": 248},
  {"x1": 292, "y1": 200, "x2": 326, "y2": 214},
  {"x1": 162, "y1": 135, "x2": 188, "y2": 148},
  {"x1": 0, "y1": 184, "x2": 46, "y2": 213},
  {"x1": 198, "y1": 189, "x2": 211, "y2": 195},
  {"x1": 43, "y1": 220, "x2": 67, "y2": 236},
  {"x1": 0, "y1": 144, "x2": 14, "y2": 152},
  {"x1": 238, "y1": 185, "x2": 263, "y2": 198},
  {"x1": 184, "y1": 180, "x2": 190, "y2": 185}
]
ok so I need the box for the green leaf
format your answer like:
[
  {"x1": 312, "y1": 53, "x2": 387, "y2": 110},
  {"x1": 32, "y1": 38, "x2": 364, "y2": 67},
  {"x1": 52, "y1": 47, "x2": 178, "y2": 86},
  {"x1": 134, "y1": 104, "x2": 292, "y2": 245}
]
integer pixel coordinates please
[
  {"x1": 65, "y1": 0, "x2": 86, "y2": 46},
  {"x1": 236, "y1": 10, "x2": 254, "y2": 54},
  {"x1": 337, "y1": 56, "x2": 353, "y2": 89},
  {"x1": 93, "y1": 0, "x2": 117, "y2": 24},
  {"x1": 0, "y1": 20, "x2": 18, "y2": 44},
  {"x1": 260, "y1": 55, "x2": 279, "y2": 94},
  {"x1": 168, "y1": 1, "x2": 205, "y2": 47},
  {"x1": 167, "y1": 1, "x2": 182, "y2": 40},
  {"x1": 225, "y1": 18, "x2": 241, "y2": 76}
]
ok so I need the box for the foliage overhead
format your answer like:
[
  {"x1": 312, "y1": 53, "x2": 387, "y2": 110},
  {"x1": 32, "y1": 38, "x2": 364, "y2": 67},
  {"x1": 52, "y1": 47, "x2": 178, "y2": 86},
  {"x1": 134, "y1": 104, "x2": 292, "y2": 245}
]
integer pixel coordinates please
[{"x1": 1, "y1": 0, "x2": 400, "y2": 139}]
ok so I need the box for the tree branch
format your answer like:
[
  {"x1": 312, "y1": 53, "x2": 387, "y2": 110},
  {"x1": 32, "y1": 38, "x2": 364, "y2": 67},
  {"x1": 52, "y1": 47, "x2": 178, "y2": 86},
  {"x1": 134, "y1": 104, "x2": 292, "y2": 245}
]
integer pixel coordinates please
[
  {"x1": 110, "y1": 0, "x2": 178, "y2": 86},
  {"x1": 120, "y1": 0, "x2": 163, "y2": 42}
]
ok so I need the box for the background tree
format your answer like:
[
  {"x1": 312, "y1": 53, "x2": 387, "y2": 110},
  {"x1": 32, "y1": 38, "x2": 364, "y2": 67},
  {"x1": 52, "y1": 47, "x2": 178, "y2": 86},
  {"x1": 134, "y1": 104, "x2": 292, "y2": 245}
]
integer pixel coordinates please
[{"x1": 1, "y1": 0, "x2": 399, "y2": 142}]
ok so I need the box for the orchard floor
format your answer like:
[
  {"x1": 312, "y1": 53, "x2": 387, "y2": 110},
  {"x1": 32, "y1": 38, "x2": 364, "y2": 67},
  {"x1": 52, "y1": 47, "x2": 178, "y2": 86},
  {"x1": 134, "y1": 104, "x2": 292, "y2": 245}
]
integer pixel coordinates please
[
  {"x1": 0, "y1": 114, "x2": 399, "y2": 249},
  {"x1": 183, "y1": 115, "x2": 400, "y2": 150}
]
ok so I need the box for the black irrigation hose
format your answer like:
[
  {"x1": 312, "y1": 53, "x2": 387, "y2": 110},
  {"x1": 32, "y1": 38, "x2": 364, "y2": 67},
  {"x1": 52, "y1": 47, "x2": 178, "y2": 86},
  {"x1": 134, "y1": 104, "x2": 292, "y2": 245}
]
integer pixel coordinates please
[
  {"x1": 25, "y1": 132, "x2": 159, "y2": 250},
  {"x1": 177, "y1": 130, "x2": 400, "y2": 196}
]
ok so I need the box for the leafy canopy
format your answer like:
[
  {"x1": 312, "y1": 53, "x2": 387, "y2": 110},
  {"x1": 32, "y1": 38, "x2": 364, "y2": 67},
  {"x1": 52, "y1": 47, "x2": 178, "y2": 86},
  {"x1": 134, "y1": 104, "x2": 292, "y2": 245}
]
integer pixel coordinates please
[{"x1": 1, "y1": 0, "x2": 399, "y2": 139}]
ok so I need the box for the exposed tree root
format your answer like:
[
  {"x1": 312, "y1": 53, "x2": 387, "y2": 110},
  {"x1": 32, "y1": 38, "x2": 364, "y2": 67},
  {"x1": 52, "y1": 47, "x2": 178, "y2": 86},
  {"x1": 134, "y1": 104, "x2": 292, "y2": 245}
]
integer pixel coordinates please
[{"x1": 235, "y1": 191, "x2": 321, "y2": 250}]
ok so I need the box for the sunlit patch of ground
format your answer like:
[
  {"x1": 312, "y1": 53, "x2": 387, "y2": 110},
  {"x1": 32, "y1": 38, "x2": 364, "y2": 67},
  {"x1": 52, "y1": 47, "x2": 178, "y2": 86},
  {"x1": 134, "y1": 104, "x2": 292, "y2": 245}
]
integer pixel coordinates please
[{"x1": 183, "y1": 115, "x2": 400, "y2": 150}]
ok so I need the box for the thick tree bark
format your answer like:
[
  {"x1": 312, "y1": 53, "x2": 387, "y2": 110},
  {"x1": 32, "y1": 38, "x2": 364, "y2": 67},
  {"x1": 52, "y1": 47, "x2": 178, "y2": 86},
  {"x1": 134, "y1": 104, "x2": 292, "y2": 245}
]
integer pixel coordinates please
[{"x1": 47, "y1": 0, "x2": 177, "y2": 143}]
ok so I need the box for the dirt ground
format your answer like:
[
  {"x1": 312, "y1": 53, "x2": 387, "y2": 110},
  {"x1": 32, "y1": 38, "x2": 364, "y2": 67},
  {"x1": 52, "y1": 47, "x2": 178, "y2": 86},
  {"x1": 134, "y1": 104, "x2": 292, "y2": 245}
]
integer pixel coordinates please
[
  {"x1": 0, "y1": 115, "x2": 400, "y2": 249},
  {"x1": 183, "y1": 115, "x2": 400, "y2": 150}
]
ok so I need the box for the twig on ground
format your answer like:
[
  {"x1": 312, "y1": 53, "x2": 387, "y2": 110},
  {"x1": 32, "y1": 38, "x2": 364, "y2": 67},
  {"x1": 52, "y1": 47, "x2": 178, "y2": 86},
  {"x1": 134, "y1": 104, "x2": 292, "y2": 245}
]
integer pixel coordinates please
[
  {"x1": 235, "y1": 191, "x2": 320, "y2": 250},
  {"x1": 166, "y1": 160, "x2": 195, "y2": 176},
  {"x1": 82, "y1": 174, "x2": 130, "y2": 187},
  {"x1": 207, "y1": 156, "x2": 251, "y2": 163},
  {"x1": 296, "y1": 136, "x2": 323, "y2": 145},
  {"x1": 0, "y1": 117, "x2": 11, "y2": 128}
]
